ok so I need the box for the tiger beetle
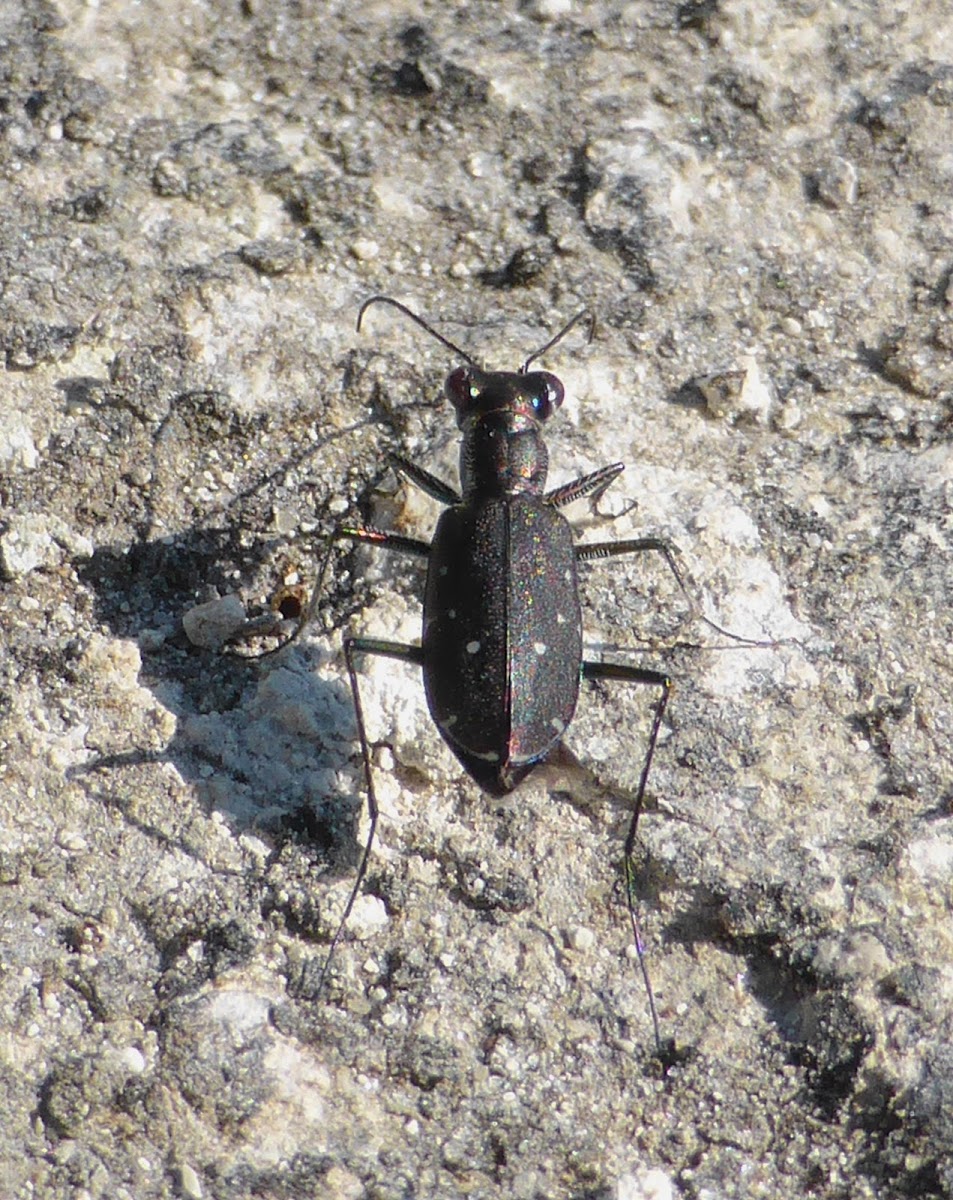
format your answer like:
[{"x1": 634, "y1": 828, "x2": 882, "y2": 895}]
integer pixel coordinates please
[{"x1": 305, "y1": 296, "x2": 691, "y2": 1048}]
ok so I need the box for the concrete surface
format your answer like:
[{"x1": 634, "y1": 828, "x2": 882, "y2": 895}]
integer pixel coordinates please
[{"x1": 1, "y1": 1, "x2": 951, "y2": 1197}]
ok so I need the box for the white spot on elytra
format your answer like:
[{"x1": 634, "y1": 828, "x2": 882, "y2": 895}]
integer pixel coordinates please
[
  {"x1": 439, "y1": 565, "x2": 448, "y2": 576},
  {"x1": 550, "y1": 717, "x2": 565, "y2": 734},
  {"x1": 533, "y1": 641, "x2": 547, "y2": 656},
  {"x1": 441, "y1": 714, "x2": 458, "y2": 729},
  {"x1": 472, "y1": 749, "x2": 499, "y2": 762},
  {"x1": 466, "y1": 640, "x2": 481, "y2": 654},
  {"x1": 448, "y1": 608, "x2": 457, "y2": 618},
  {"x1": 556, "y1": 612, "x2": 566, "y2": 625}
]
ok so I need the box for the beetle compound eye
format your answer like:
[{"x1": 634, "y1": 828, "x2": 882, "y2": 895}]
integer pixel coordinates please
[
  {"x1": 529, "y1": 373, "x2": 564, "y2": 420},
  {"x1": 446, "y1": 366, "x2": 474, "y2": 410}
]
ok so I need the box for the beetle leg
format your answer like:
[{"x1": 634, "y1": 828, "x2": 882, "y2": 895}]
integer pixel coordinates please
[
  {"x1": 335, "y1": 525, "x2": 431, "y2": 558},
  {"x1": 303, "y1": 522, "x2": 430, "y2": 639},
  {"x1": 581, "y1": 659, "x2": 673, "y2": 1051},
  {"x1": 576, "y1": 535, "x2": 681, "y2": 573},
  {"x1": 545, "y1": 462, "x2": 624, "y2": 510},
  {"x1": 389, "y1": 451, "x2": 461, "y2": 506},
  {"x1": 244, "y1": 525, "x2": 430, "y2": 658},
  {"x1": 577, "y1": 537, "x2": 773, "y2": 645},
  {"x1": 578, "y1": 536, "x2": 693, "y2": 628},
  {"x1": 316, "y1": 636, "x2": 426, "y2": 996}
]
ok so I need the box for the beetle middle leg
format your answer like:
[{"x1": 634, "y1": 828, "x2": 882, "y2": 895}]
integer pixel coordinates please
[
  {"x1": 299, "y1": 519, "x2": 435, "y2": 988},
  {"x1": 267, "y1": 520, "x2": 429, "y2": 652},
  {"x1": 576, "y1": 535, "x2": 768, "y2": 645},
  {"x1": 581, "y1": 659, "x2": 673, "y2": 1049},
  {"x1": 246, "y1": 449, "x2": 450, "y2": 657},
  {"x1": 560, "y1": 468, "x2": 772, "y2": 645},
  {"x1": 577, "y1": 535, "x2": 689, "y2": 609}
]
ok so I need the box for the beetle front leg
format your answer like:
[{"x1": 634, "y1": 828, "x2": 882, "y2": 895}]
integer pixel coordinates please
[
  {"x1": 389, "y1": 451, "x2": 461, "y2": 506},
  {"x1": 545, "y1": 462, "x2": 624, "y2": 510}
]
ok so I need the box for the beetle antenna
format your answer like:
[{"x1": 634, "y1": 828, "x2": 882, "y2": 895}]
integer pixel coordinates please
[
  {"x1": 357, "y1": 295, "x2": 477, "y2": 364},
  {"x1": 521, "y1": 309, "x2": 595, "y2": 373}
]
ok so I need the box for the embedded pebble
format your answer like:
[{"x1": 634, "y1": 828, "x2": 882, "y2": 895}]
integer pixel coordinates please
[{"x1": 182, "y1": 594, "x2": 247, "y2": 649}]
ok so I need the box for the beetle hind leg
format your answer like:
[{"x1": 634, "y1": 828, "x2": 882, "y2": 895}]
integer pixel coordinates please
[
  {"x1": 315, "y1": 636, "x2": 426, "y2": 997},
  {"x1": 581, "y1": 659, "x2": 673, "y2": 1051}
]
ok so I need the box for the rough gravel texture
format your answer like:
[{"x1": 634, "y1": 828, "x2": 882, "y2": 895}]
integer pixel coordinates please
[{"x1": 1, "y1": 2, "x2": 951, "y2": 1198}]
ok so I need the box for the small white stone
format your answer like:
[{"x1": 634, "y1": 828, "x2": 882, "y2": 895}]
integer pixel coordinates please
[
  {"x1": 567, "y1": 924, "x2": 594, "y2": 952},
  {"x1": 348, "y1": 893, "x2": 388, "y2": 940},
  {"x1": 182, "y1": 594, "x2": 247, "y2": 649},
  {"x1": 349, "y1": 237, "x2": 380, "y2": 261},
  {"x1": 0, "y1": 513, "x2": 60, "y2": 578},
  {"x1": 56, "y1": 829, "x2": 88, "y2": 853},
  {"x1": 119, "y1": 1046, "x2": 147, "y2": 1075},
  {"x1": 0, "y1": 418, "x2": 38, "y2": 469},
  {"x1": 178, "y1": 1162, "x2": 203, "y2": 1199},
  {"x1": 616, "y1": 1167, "x2": 675, "y2": 1200}
]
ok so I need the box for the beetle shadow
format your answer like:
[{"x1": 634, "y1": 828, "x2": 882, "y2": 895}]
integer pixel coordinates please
[
  {"x1": 57, "y1": 364, "x2": 411, "y2": 897},
  {"x1": 543, "y1": 739, "x2": 700, "y2": 862},
  {"x1": 535, "y1": 648, "x2": 721, "y2": 908},
  {"x1": 72, "y1": 522, "x2": 372, "y2": 903}
]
